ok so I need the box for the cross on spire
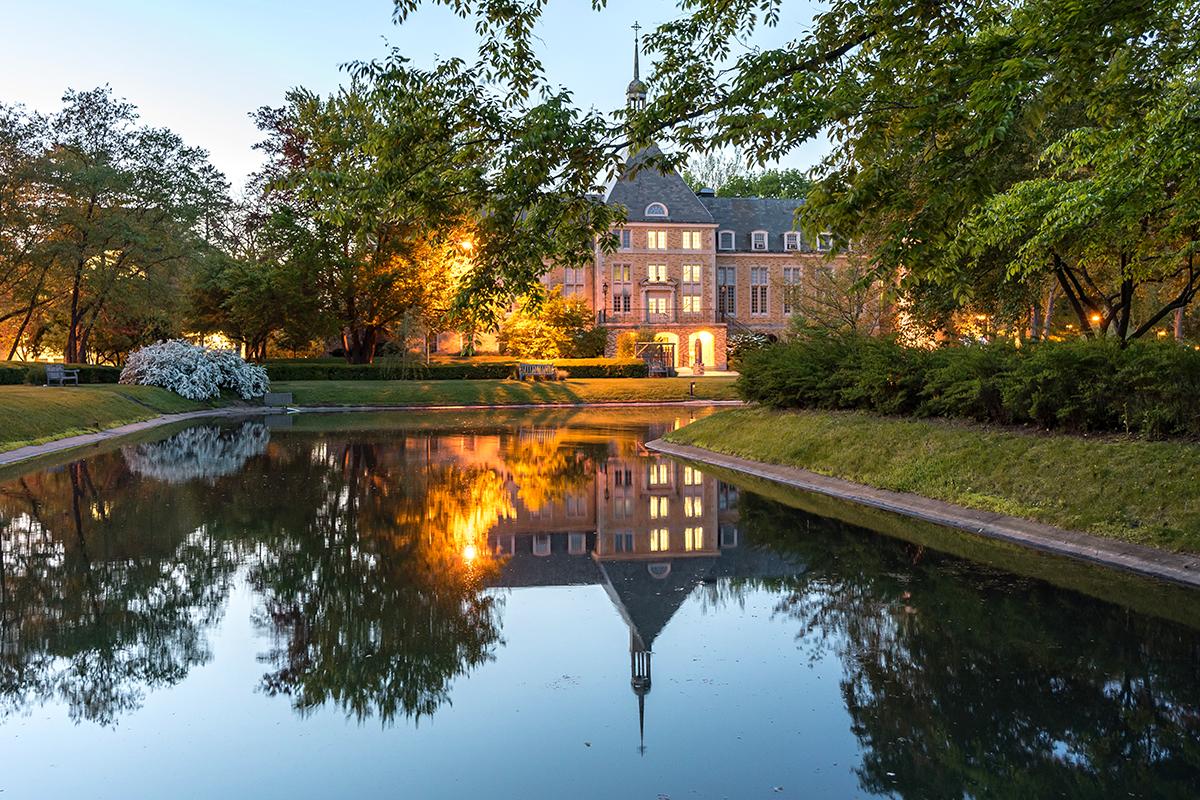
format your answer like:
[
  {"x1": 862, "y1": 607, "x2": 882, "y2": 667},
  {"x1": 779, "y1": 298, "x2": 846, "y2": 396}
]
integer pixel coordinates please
[{"x1": 627, "y1": 21, "x2": 647, "y2": 110}]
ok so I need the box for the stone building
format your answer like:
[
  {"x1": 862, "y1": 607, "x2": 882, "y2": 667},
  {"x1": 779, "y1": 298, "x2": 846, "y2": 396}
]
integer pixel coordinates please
[{"x1": 539, "y1": 37, "x2": 849, "y2": 371}]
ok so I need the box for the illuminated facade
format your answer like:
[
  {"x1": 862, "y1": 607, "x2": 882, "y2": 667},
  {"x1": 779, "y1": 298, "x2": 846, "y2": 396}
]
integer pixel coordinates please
[{"x1": 538, "y1": 35, "x2": 852, "y2": 371}]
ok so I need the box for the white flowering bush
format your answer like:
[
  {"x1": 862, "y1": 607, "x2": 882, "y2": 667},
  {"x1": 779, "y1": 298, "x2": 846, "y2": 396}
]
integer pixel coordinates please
[
  {"x1": 123, "y1": 422, "x2": 270, "y2": 484},
  {"x1": 120, "y1": 339, "x2": 269, "y2": 400}
]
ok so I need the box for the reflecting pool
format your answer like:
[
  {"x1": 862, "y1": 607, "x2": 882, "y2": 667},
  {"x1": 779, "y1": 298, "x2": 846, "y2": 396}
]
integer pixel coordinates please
[{"x1": 0, "y1": 408, "x2": 1198, "y2": 799}]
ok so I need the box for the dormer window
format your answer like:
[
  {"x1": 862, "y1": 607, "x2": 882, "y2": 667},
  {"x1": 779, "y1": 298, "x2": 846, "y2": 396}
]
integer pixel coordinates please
[
  {"x1": 645, "y1": 202, "x2": 668, "y2": 217},
  {"x1": 718, "y1": 230, "x2": 735, "y2": 250},
  {"x1": 818, "y1": 233, "x2": 833, "y2": 251},
  {"x1": 783, "y1": 232, "x2": 800, "y2": 251},
  {"x1": 751, "y1": 231, "x2": 768, "y2": 251}
]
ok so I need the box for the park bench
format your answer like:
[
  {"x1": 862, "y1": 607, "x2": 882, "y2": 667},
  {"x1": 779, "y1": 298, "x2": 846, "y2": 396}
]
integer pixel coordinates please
[
  {"x1": 45, "y1": 363, "x2": 80, "y2": 387},
  {"x1": 517, "y1": 362, "x2": 558, "y2": 381}
]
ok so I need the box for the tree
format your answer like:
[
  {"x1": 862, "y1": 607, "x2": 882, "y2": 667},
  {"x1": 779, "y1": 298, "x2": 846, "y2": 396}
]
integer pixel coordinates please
[
  {"x1": 0, "y1": 88, "x2": 223, "y2": 363},
  {"x1": 255, "y1": 54, "x2": 620, "y2": 363},
  {"x1": 498, "y1": 287, "x2": 605, "y2": 358},
  {"x1": 782, "y1": 242, "x2": 889, "y2": 334},
  {"x1": 718, "y1": 168, "x2": 813, "y2": 199},
  {"x1": 394, "y1": 0, "x2": 1200, "y2": 339}
]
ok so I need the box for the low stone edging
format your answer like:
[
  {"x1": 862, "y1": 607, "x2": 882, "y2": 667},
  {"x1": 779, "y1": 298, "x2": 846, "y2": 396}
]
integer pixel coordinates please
[{"x1": 646, "y1": 438, "x2": 1200, "y2": 590}]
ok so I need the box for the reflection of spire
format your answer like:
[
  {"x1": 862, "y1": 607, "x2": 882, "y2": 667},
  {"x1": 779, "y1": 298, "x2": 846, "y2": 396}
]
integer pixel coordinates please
[
  {"x1": 631, "y1": 626, "x2": 651, "y2": 755},
  {"x1": 627, "y1": 22, "x2": 647, "y2": 111}
]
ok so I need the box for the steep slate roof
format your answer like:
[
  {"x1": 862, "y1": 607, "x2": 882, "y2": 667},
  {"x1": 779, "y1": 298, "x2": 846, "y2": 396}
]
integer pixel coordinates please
[
  {"x1": 698, "y1": 196, "x2": 812, "y2": 252},
  {"x1": 606, "y1": 146, "x2": 715, "y2": 225}
]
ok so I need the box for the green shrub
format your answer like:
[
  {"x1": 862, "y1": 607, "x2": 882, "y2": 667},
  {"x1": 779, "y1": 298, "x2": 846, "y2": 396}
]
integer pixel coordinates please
[
  {"x1": 553, "y1": 358, "x2": 648, "y2": 378},
  {"x1": 264, "y1": 357, "x2": 648, "y2": 381},
  {"x1": 1002, "y1": 338, "x2": 1124, "y2": 431},
  {"x1": 23, "y1": 363, "x2": 122, "y2": 385},
  {"x1": 0, "y1": 362, "x2": 26, "y2": 385},
  {"x1": 736, "y1": 331, "x2": 1200, "y2": 437},
  {"x1": 921, "y1": 343, "x2": 1019, "y2": 422},
  {"x1": 265, "y1": 361, "x2": 519, "y2": 381}
]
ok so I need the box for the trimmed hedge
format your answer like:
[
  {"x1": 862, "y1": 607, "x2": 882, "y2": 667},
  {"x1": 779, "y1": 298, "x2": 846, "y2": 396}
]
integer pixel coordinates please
[
  {"x1": 552, "y1": 358, "x2": 648, "y2": 378},
  {"x1": 20, "y1": 362, "x2": 123, "y2": 385},
  {"x1": 0, "y1": 362, "x2": 26, "y2": 385},
  {"x1": 737, "y1": 332, "x2": 1200, "y2": 437},
  {"x1": 265, "y1": 357, "x2": 649, "y2": 382}
]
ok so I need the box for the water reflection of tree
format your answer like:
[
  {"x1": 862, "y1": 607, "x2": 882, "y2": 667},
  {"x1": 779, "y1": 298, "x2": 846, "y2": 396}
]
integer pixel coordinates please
[
  {"x1": 0, "y1": 458, "x2": 235, "y2": 725},
  {"x1": 249, "y1": 438, "x2": 509, "y2": 724},
  {"x1": 739, "y1": 492, "x2": 1200, "y2": 798},
  {"x1": 501, "y1": 429, "x2": 605, "y2": 513}
]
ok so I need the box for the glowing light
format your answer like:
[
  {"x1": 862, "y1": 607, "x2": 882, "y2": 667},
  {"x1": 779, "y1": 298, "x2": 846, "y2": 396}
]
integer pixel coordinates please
[
  {"x1": 459, "y1": 238, "x2": 474, "y2": 251},
  {"x1": 1090, "y1": 315, "x2": 1101, "y2": 323},
  {"x1": 462, "y1": 544, "x2": 478, "y2": 562}
]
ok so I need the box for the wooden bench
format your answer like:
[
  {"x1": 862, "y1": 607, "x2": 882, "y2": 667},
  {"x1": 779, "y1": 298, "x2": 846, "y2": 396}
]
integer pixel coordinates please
[
  {"x1": 45, "y1": 363, "x2": 80, "y2": 386},
  {"x1": 517, "y1": 362, "x2": 558, "y2": 381}
]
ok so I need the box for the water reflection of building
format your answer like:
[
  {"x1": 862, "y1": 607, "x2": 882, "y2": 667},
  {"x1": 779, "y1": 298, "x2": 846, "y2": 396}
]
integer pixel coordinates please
[{"x1": 477, "y1": 429, "x2": 797, "y2": 753}]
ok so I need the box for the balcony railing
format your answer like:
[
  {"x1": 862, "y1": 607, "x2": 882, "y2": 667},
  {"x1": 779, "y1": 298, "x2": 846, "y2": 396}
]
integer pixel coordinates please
[{"x1": 596, "y1": 307, "x2": 741, "y2": 325}]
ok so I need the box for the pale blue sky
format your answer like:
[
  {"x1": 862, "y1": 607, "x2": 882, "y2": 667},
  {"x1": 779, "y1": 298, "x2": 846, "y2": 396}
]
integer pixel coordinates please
[{"x1": 1, "y1": 0, "x2": 829, "y2": 189}]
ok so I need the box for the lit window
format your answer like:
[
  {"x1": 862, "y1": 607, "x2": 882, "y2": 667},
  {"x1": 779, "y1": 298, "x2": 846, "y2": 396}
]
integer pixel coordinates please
[
  {"x1": 718, "y1": 230, "x2": 734, "y2": 250},
  {"x1": 613, "y1": 264, "x2": 632, "y2": 314},
  {"x1": 783, "y1": 232, "x2": 799, "y2": 251},
  {"x1": 752, "y1": 231, "x2": 767, "y2": 251},
  {"x1": 649, "y1": 528, "x2": 669, "y2": 551},
  {"x1": 684, "y1": 527, "x2": 703, "y2": 551},
  {"x1": 682, "y1": 231, "x2": 702, "y2": 249},
  {"x1": 685, "y1": 496, "x2": 702, "y2": 517},
  {"x1": 650, "y1": 496, "x2": 670, "y2": 519},
  {"x1": 648, "y1": 230, "x2": 668, "y2": 249},
  {"x1": 683, "y1": 466, "x2": 702, "y2": 485},
  {"x1": 649, "y1": 463, "x2": 670, "y2": 486},
  {"x1": 648, "y1": 264, "x2": 667, "y2": 282},
  {"x1": 647, "y1": 296, "x2": 670, "y2": 317},
  {"x1": 646, "y1": 202, "x2": 668, "y2": 216}
]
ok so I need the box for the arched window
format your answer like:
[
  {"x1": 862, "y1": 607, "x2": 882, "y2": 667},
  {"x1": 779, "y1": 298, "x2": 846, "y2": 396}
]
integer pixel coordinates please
[
  {"x1": 648, "y1": 563, "x2": 672, "y2": 579},
  {"x1": 645, "y1": 202, "x2": 668, "y2": 217}
]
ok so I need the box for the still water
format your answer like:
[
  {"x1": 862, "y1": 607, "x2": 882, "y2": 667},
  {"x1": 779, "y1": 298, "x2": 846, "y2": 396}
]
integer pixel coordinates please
[{"x1": 0, "y1": 407, "x2": 1198, "y2": 799}]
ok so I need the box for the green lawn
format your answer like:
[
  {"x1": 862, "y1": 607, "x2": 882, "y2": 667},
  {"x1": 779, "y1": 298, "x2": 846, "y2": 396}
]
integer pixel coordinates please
[
  {"x1": 271, "y1": 375, "x2": 740, "y2": 407},
  {"x1": 0, "y1": 385, "x2": 214, "y2": 453},
  {"x1": 665, "y1": 406, "x2": 1200, "y2": 554},
  {"x1": 0, "y1": 375, "x2": 739, "y2": 454}
]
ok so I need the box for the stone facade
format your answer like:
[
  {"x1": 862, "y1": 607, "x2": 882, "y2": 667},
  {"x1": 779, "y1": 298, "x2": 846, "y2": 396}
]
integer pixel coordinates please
[{"x1": 543, "y1": 151, "x2": 848, "y2": 371}]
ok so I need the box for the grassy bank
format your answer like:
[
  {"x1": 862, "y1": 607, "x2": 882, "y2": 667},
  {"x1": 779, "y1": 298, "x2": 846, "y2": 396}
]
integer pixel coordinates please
[
  {"x1": 0, "y1": 385, "x2": 214, "y2": 453},
  {"x1": 0, "y1": 376, "x2": 739, "y2": 455},
  {"x1": 272, "y1": 375, "x2": 739, "y2": 407},
  {"x1": 665, "y1": 407, "x2": 1200, "y2": 554}
]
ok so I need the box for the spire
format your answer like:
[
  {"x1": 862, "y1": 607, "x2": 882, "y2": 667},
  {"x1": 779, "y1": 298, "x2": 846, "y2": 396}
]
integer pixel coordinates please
[{"x1": 627, "y1": 22, "x2": 647, "y2": 111}]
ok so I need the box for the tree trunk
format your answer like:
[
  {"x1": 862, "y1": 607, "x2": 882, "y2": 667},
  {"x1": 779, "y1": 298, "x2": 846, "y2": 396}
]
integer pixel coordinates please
[
  {"x1": 1175, "y1": 307, "x2": 1185, "y2": 340},
  {"x1": 1041, "y1": 285, "x2": 1058, "y2": 340},
  {"x1": 1028, "y1": 304, "x2": 1041, "y2": 343},
  {"x1": 342, "y1": 326, "x2": 377, "y2": 364}
]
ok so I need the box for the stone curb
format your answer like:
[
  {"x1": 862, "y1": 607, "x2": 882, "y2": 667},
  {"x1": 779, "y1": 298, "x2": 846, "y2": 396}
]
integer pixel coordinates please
[
  {"x1": 0, "y1": 400, "x2": 744, "y2": 468},
  {"x1": 646, "y1": 438, "x2": 1200, "y2": 590}
]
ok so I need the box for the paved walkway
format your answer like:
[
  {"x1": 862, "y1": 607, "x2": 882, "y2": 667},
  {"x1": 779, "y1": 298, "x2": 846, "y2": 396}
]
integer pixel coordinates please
[{"x1": 647, "y1": 439, "x2": 1200, "y2": 590}]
